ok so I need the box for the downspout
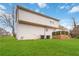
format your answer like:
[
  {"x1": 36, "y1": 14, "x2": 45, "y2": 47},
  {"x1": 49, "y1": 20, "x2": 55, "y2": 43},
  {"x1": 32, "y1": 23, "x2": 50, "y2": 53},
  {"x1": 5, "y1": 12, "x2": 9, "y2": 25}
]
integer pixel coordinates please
[{"x1": 44, "y1": 27, "x2": 46, "y2": 39}]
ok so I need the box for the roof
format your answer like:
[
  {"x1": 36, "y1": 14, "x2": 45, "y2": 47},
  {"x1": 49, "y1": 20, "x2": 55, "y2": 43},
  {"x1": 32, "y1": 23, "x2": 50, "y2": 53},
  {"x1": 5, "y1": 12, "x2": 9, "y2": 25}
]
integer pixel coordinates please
[
  {"x1": 16, "y1": 6, "x2": 59, "y2": 21},
  {"x1": 59, "y1": 25, "x2": 68, "y2": 31}
]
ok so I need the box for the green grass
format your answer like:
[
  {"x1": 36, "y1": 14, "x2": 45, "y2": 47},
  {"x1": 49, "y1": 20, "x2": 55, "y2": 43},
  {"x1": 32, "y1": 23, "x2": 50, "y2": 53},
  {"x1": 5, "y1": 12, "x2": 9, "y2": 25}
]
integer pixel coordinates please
[{"x1": 0, "y1": 36, "x2": 79, "y2": 56}]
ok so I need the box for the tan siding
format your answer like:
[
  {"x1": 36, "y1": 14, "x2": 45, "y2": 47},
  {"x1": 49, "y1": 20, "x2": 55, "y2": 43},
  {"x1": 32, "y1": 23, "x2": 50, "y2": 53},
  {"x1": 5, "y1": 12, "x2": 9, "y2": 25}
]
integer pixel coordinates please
[{"x1": 18, "y1": 9, "x2": 59, "y2": 28}]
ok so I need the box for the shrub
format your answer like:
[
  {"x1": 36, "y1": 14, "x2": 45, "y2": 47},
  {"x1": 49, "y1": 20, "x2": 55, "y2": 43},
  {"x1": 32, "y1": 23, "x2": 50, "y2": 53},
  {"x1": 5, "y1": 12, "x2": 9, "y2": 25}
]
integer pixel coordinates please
[{"x1": 74, "y1": 35, "x2": 79, "y2": 39}]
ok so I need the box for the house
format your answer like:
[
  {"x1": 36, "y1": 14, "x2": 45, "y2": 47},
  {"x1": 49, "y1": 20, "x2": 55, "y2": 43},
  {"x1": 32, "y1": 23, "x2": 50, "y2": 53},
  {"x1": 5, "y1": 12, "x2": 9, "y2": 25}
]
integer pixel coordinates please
[
  {"x1": 0, "y1": 27, "x2": 10, "y2": 36},
  {"x1": 15, "y1": 6, "x2": 60, "y2": 40}
]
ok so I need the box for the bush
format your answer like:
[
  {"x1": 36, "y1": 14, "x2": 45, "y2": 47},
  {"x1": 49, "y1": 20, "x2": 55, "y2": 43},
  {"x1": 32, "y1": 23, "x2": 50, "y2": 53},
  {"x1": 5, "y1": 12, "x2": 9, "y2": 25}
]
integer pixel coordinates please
[{"x1": 74, "y1": 35, "x2": 79, "y2": 39}]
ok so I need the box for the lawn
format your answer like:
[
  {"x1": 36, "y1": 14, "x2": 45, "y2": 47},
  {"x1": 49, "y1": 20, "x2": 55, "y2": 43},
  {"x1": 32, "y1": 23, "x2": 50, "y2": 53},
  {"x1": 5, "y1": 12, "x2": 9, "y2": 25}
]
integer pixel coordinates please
[{"x1": 0, "y1": 36, "x2": 79, "y2": 56}]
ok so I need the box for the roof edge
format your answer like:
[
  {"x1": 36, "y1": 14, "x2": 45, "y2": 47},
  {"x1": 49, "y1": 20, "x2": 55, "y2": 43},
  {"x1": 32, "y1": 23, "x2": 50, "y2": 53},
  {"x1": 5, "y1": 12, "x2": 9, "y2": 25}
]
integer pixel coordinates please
[{"x1": 16, "y1": 5, "x2": 60, "y2": 21}]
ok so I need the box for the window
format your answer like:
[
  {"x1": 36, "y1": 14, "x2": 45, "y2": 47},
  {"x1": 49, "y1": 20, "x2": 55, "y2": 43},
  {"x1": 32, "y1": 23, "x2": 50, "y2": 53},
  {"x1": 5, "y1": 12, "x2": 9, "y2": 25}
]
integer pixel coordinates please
[{"x1": 50, "y1": 21, "x2": 54, "y2": 25}]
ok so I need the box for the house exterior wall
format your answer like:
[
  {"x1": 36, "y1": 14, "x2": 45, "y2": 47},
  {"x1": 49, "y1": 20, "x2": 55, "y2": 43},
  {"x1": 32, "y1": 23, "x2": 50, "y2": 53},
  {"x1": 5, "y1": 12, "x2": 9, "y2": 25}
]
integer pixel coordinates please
[
  {"x1": 18, "y1": 9, "x2": 59, "y2": 28},
  {"x1": 15, "y1": 7, "x2": 59, "y2": 40},
  {"x1": 16, "y1": 23, "x2": 54, "y2": 40}
]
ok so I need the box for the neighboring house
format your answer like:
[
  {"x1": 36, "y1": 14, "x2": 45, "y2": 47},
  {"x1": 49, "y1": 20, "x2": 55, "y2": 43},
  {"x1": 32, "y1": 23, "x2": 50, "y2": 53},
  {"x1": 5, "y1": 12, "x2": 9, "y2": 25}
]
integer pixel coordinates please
[
  {"x1": 59, "y1": 25, "x2": 68, "y2": 31},
  {"x1": 56, "y1": 25, "x2": 68, "y2": 31},
  {"x1": 15, "y1": 6, "x2": 60, "y2": 40},
  {"x1": 0, "y1": 27, "x2": 10, "y2": 36}
]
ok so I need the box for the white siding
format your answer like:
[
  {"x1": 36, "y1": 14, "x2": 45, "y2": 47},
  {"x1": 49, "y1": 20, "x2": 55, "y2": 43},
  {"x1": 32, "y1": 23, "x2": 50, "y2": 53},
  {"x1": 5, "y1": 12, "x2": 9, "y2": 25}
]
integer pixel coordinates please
[
  {"x1": 15, "y1": 8, "x2": 59, "y2": 40},
  {"x1": 18, "y1": 9, "x2": 59, "y2": 28},
  {"x1": 16, "y1": 23, "x2": 54, "y2": 40}
]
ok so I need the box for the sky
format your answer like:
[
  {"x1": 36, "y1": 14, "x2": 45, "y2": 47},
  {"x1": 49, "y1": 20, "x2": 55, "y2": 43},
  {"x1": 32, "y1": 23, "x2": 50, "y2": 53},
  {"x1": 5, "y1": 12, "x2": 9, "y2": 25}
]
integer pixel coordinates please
[{"x1": 0, "y1": 3, "x2": 79, "y2": 32}]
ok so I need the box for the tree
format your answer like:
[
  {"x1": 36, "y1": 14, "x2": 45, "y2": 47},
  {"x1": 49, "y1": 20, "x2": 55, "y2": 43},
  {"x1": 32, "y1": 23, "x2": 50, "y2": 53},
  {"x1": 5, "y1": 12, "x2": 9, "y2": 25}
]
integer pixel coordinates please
[
  {"x1": 0, "y1": 6, "x2": 16, "y2": 38},
  {"x1": 70, "y1": 17, "x2": 79, "y2": 38}
]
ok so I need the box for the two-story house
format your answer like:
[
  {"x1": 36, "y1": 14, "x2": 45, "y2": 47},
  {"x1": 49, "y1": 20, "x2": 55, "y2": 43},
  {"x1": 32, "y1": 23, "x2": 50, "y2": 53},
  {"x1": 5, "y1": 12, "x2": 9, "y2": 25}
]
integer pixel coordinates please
[{"x1": 15, "y1": 6, "x2": 60, "y2": 40}]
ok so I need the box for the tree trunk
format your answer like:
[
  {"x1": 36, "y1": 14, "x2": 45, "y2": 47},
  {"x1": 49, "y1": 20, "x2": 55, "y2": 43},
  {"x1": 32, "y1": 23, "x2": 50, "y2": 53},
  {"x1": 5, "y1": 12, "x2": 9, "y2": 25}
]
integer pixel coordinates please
[{"x1": 12, "y1": 28, "x2": 16, "y2": 39}]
